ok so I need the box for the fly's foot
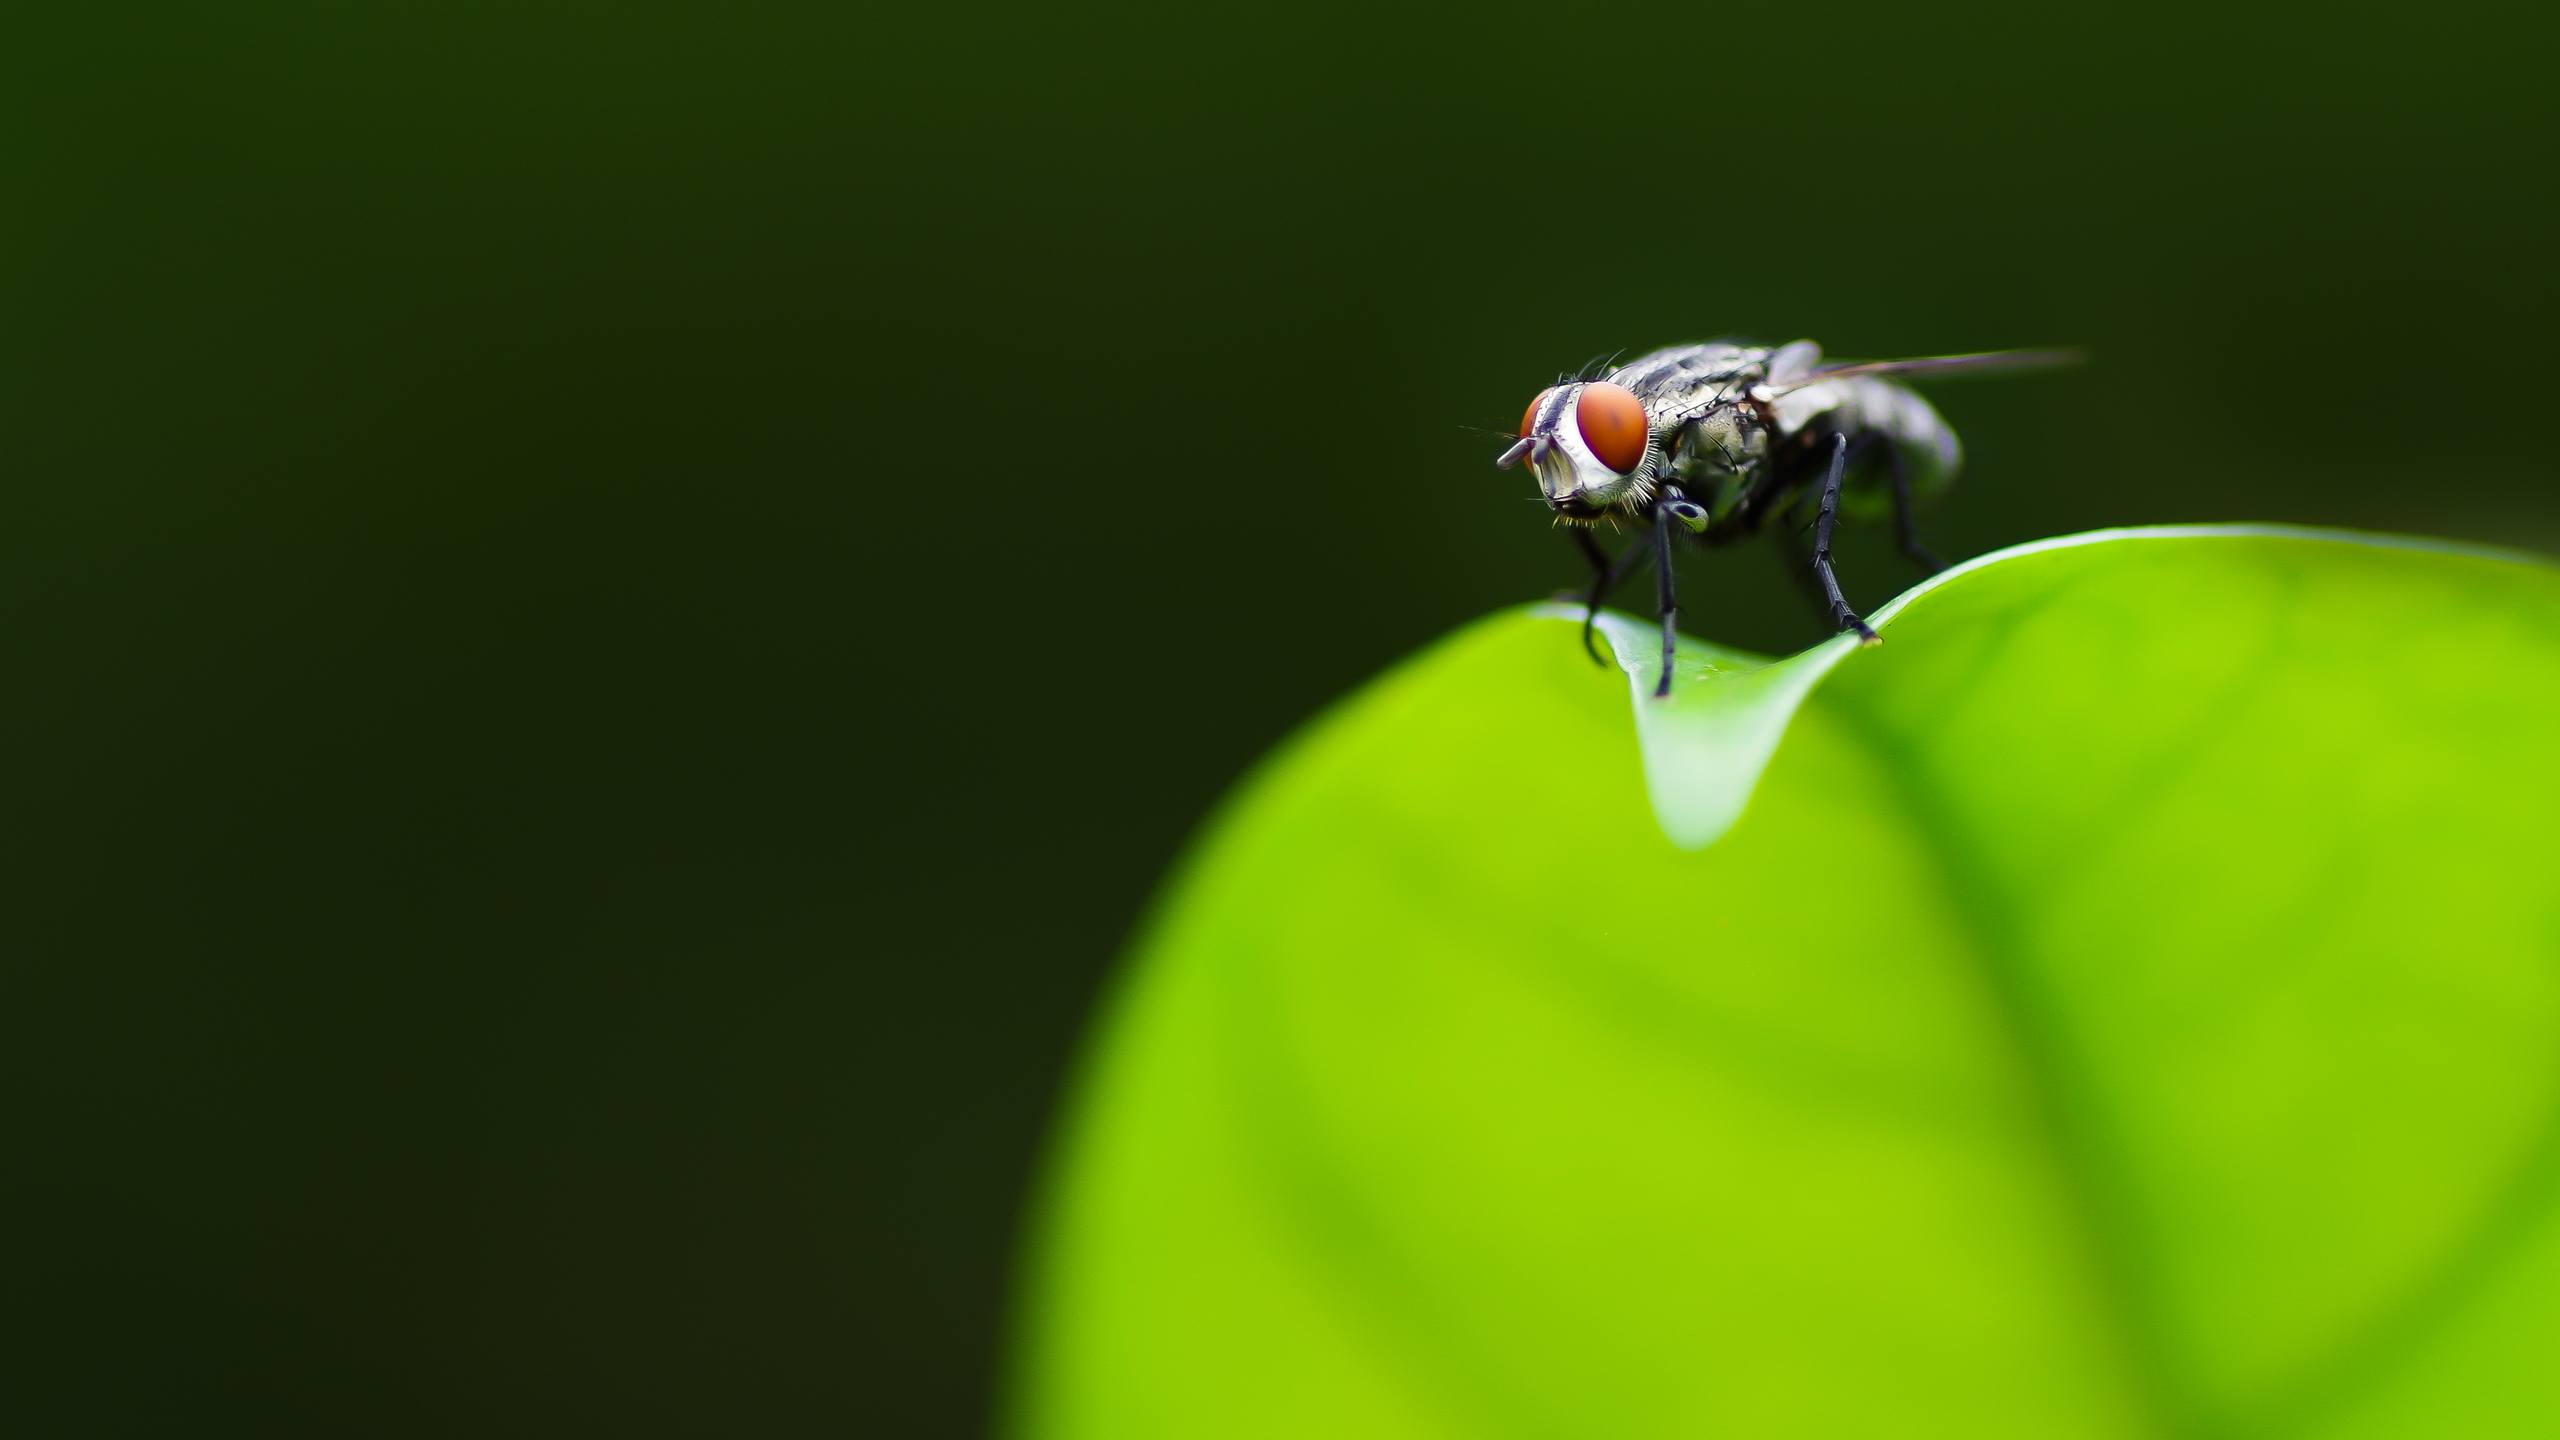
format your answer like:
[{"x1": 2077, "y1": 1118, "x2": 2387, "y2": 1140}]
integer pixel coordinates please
[{"x1": 1837, "y1": 611, "x2": 1881, "y2": 646}]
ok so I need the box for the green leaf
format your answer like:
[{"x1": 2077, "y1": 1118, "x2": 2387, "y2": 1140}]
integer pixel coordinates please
[{"x1": 1013, "y1": 526, "x2": 2560, "y2": 1439}]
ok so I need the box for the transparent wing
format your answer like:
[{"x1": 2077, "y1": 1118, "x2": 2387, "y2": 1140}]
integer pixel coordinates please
[
  {"x1": 1776, "y1": 347, "x2": 2085, "y2": 392},
  {"x1": 1766, "y1": 339, "x2": 1823, "y2": 384}
]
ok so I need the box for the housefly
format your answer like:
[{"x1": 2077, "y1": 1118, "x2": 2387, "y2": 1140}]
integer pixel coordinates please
[{"x1": 1498, "y1": 339, "x2": 2074, "y2": 696}]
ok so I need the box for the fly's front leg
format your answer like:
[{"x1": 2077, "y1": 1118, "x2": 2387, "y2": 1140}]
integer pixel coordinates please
[
  {"x1": 1556, "y1": 525, "x2": 1617, "y2": 666},
  {"x1": 1640, "y1": 487, "x2": 1709, "y2": 696},
  {"x1": 1566, "y1": 527, "x2": 1644, "y2": 666},
  {"x1": 1812, "y1": 433, "x2": 1881, "y2": 645},
  {"x1": 1568, "y1": 526, "x2": 1612, "y2": 666}
]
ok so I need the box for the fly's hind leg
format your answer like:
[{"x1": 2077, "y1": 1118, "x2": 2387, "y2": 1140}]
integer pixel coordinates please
[
  {"x1": 1882, "y1": 441, "x2": 1945, "y2": 574},
  {"x1": 1811, "y1": 433, "x2": 1881, "y2": 645},
  {"x1": 1771, "y1": 508, "x2": 1837, "y2": 633}
]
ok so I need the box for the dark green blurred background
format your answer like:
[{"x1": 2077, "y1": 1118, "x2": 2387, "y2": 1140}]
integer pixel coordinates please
[{"x1": 5, "y1": 2, "x2": 2553, "y2": 1434}]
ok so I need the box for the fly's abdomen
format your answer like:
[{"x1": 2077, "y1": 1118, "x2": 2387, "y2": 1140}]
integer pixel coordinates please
[
  {"x1": 1870, "y1": 378, "x2": 1962, "y2": 500},
  {"x1": 1778, "y1": 376, "x2": 1962, "y2": 515}
]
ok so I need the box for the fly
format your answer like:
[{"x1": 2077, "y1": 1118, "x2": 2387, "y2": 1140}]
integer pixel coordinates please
[{"x1": 1496, "y1": 339, "x2": 2077, "y2": 697}]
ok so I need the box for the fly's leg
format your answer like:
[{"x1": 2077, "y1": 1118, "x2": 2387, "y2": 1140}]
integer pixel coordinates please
[
  {"x1": 1812, "y1": 433, "x2": 1881, "y2": 645},
  {"x1": 1566, "y1": 527, "x2": 1647, "y2": 667},
  {"x1": 1706, "y1": 460, "x2": 1789, "y2": 545},
  {"x1": 1651, "y1": 499, "x2": 1680, "y2": 698},
  {"x1": 1771, "y1": 506, "x2": 1837, "y2": 632},
  {"x1": 1884, "y1": 443, "x2": 1945, "y2": 574},
  {"x1": 1567, "y1": 527, "x2": 1613, "y2": 665}
]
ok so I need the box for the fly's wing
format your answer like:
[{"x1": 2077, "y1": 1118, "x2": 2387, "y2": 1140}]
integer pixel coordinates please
[
  {"x1": 1767, "y1": 339, "x2": 1823, "y2": 384},
  {"x1": 1776, "y1": 347, "x2": 2084, "y2": 391}
]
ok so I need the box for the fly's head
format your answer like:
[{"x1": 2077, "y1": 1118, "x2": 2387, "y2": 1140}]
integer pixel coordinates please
[{"x1": 1496, "y1": 381, "x2": 1656, "y2": 523}]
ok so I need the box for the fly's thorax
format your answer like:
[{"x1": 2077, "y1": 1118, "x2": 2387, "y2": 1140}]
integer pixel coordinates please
[
  {"x1": 1608, "y1": 341, "x2": 1774, "y2": 412},
  {"x1": 1612, "y1": 340, "x2": 1783, "y2": 489},
  {"x1": 1665, "y1": 401, "x2": 1769, "y2": 485}
]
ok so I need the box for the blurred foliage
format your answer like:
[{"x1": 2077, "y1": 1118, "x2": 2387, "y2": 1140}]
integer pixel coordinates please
[{"x1": 1018, "y1": 531, "x2": 2560, "y2": 1437}]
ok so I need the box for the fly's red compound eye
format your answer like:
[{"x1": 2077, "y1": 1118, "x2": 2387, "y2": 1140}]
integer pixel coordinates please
[
  {"x1": 1575, "y1": 383, "x2": 1649, "y2": 474},
  {"x1": 1518, "y1": 387, "x2": 1557, "y2": 439}
]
